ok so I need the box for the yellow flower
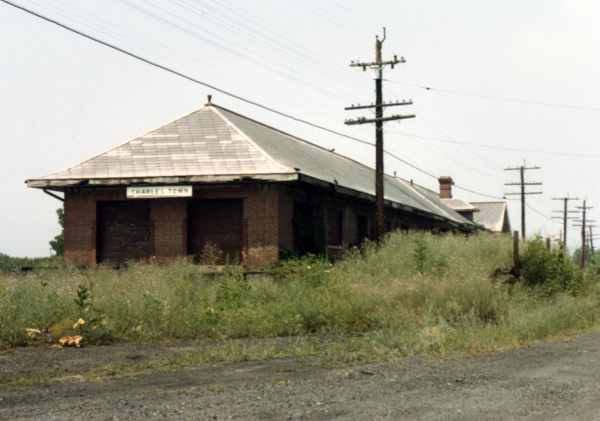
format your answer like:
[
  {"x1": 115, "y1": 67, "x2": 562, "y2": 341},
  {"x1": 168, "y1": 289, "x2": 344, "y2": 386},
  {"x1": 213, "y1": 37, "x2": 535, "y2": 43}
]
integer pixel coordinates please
[{"x1": 73, "y1": 318, "x2": 86, "y2": 329}]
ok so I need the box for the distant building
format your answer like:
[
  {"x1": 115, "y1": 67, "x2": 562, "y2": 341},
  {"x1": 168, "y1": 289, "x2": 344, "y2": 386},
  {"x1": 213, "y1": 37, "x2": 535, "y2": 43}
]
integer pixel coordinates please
[
  {"x1": 438, "y1": 176, "x2": 511, "y2": 233},
  {"x1": 470, "y1": 202, "x2": 511, "y2": 233},
  {"x1": 27, "y1": 102, "x2": 480, "y2": 269}
]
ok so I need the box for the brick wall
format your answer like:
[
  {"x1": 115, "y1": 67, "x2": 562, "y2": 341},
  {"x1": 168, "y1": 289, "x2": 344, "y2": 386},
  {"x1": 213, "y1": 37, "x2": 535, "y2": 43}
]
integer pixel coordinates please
[
  {"x1": 64, "y1": 190, "x2": 96, "y2": 266},
  {"x1": 64, "y1": 185, "x2": 284, "y2": 269},
  {"x1": 62, "y1": 182, "x2": 450, "y2": 268},
  {"x1": 64, "y1": 189, "x2": 189, "y2": 266},
  {"x1": 64, "y1": 188, "x2": 126, "y2": 266}
]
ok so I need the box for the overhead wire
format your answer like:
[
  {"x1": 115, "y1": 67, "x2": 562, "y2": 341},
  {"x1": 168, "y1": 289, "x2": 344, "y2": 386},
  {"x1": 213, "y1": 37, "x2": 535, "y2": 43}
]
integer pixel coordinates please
[
  {"x1": 23, "y1": 0, "x2": 311, "y2": 111},
  {"x1": 388, "y1": 81, "x2": 600, "y2": 112},
  {"x1": 184, "y1": 0, "x2": 374, "y2": 95},
  {"x1": 526, "y1": 203, "x2": 563, "y2": 224},
  {"x1": 453, "y1": 185, "x2": 516, "y2": 201},
  {"x1": 388, "y1": 132, "x2": 600, "y2": 158},
  {"x1": 384, "y1": 34, "x2": 520, "y2": 172},
  {"x1": 113, "y1": 0, "x2": 356, "y2": 103},
  {"x1": 288, "y1": 5, "x2": 591, "y2": 225},
  {"x1": 1, "y1": 0, "x2": 555, "y2": 206}
]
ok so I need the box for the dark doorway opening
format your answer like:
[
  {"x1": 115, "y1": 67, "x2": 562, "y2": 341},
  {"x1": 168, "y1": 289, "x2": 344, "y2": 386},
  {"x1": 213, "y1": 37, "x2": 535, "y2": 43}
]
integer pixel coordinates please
[
  {"x1": 293, "y1": 201, "x2": 326, "y2": 256},
  {"x1": 97, "y1": 200, "x2": 150, "y2": 265},
  {"x1": 187, "y1": 199, "x2": 244, "y2": 264},
  {"x1": 357, "y1": 215, "x2": 369, "y2": 244}
]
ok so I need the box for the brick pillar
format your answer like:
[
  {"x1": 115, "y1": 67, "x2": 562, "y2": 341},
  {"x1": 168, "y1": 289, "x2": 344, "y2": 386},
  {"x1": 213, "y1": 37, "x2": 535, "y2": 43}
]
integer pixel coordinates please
[
  {"x1": 64, "y1": 190, "x2": 97, "y2": 266},
  {"x1": 245, "y1": 185, "x2": 279, "y2": 269}
]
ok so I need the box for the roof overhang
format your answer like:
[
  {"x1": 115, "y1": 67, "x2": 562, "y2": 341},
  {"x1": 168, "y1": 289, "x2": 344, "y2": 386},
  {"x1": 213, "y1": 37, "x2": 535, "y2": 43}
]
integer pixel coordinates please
[
  {"x1": 26, "y1": 173, "x2": 300, "y2": 190},
  {"x1": 298, "y1": 174, "x2": 480, "y2": 232},
  {"x1": 27, "y1": 172, "x2": 481, "y2": 233}
]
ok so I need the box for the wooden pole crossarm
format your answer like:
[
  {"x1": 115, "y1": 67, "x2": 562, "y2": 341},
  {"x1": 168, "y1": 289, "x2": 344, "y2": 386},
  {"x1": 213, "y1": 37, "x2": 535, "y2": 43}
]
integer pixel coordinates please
[
  {"x1": 345, "y1": 114, "x2": 415, "y2": 125},
  {"x1": 504, "y1": 166, "x2": 541, "y2": 171},
  {"x1": 504, "y1": 182, "x2": 542, "y2": 186},
  {"x1": 350, "y1": 57, "x2": 406, "y2": 70},
  {"x1": 345, "y1": 101, "x2": 413, "y2": 110}
]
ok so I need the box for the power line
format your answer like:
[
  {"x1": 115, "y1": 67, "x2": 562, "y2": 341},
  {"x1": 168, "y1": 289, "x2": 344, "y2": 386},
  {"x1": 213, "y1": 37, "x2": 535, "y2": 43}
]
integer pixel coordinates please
[
  {"x1": 398, "y1": 132, "x2": 600, "y2": 158},
  {"x1": 386, "y1": 80, "x2": 600, "y2": 112},
  {"x1": 384, "y1": 150, "x2": 436, "y2": 180},
  {"x1": 1, "y1": 0, "x2": 374, "y2": 144},
  {"x1": 3, "y1": 0, "x2": 520, "y2": 207},
  {"x1": 453, "y1": 185, "x2": 516, "y2": 201},
  {"x1": 526, "y1": 203, "x2": 562, "y2": 225}
]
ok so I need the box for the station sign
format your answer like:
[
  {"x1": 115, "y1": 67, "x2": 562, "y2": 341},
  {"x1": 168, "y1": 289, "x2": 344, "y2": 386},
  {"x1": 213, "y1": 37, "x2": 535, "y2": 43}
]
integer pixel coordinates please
[{"x1": 126, "y1": 186, "x2": 193, "y2": 199}]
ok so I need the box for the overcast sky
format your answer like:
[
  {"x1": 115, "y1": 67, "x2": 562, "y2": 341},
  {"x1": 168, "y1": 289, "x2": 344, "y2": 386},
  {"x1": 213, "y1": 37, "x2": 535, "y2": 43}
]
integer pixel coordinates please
[{"x1": 1, "y1": 0, "x2": 599, "y2": 257}]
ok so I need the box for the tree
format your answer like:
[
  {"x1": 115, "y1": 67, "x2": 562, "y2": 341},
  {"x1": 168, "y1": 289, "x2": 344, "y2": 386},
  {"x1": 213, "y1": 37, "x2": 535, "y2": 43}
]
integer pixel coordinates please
[
  {"x1": 49, "y1": 206, "x2": 64, "y2": 255},
  {"x1": 572, "y1": 247, "x2": 594, "y2": 267}
]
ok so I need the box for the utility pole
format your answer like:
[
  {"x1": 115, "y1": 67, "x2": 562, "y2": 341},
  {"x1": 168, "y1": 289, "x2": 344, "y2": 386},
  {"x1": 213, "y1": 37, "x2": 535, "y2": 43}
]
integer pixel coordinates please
[
  {"x1": 574, "y1": 200, "x2": 593, "y2": 270},
  {"x1": 504, "y1": 164, "x2": 542, "y2": 239},
  {"x1": 589, "y1": 225, "x2": 597, "y2": 259},
  {"x1": 589, "y1": 225, "x2": 600, "y2": 263},
  {"x1": 551, "y1": 196, "x2": 579, "y2": 249},
  {"x1": 345, "y1": 28, "x2": 415, "y2": 240}
]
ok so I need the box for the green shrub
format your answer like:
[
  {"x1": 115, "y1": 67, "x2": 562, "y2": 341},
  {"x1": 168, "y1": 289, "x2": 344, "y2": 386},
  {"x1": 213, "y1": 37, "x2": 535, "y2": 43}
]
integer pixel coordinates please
[
  {"x1": 520, "y1": 236, "x2": 582, "y2": 294},
  {"x1": 264, "y1": 254, "x2": 332, "y2": 286}
]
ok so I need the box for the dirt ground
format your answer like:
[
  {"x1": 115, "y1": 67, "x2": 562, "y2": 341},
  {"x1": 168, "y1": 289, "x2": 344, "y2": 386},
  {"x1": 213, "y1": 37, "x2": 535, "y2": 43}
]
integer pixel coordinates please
[{"x1": 2, "y1": 332, "x2": 600, "y2": 420}]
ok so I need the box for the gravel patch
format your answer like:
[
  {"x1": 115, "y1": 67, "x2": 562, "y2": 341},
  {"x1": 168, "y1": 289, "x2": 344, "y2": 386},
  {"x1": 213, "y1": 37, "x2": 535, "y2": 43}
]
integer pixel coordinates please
[{"x1": 2, "y1": 332, "x2": 600, "y2": 420}]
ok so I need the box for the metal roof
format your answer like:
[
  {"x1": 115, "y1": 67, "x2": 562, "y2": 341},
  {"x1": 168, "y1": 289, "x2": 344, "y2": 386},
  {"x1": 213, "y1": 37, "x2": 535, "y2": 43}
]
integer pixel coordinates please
[
  {"x1": 470, "y1": 202, "x2": 510, "y2": 232},
  {"x1": 440, "y1": 198, "x2": 480, "y2": 212},
  {"x1": 27, "y1": 104, "x2": 479, "y2": 229}
]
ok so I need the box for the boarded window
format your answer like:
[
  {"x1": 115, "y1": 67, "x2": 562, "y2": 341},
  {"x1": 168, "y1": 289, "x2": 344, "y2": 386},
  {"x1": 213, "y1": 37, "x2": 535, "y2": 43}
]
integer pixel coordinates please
[
  {"x1": 97, "y1": 201, "x2": 150, "y2": 265},
  {"x1": 187, "y1": 199, "x2": 243, "y2": 264},
  {"x1": 326, "y1": 208, "x2": 343, "y2": 246}
]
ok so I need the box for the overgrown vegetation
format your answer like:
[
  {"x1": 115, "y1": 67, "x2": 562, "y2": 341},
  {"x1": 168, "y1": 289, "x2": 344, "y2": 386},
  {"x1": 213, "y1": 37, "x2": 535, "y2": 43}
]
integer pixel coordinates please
[
  {"x1": 49, "y1": 206, "x2": 64, "y2": 256},
  {"x1": 0, "y1": 253, "x2": 63, "y2": 274},
  {"x1": 519, "y1": 236, "x2": 583, "y2": 295},
  {"x1": 2, "y1": 232, "x2": 600, "y2": 366}
]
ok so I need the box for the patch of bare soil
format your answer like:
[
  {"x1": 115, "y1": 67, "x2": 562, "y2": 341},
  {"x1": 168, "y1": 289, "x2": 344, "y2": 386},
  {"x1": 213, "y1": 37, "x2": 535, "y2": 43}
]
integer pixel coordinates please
[{"x1": 2, "y1": 333, "x2": 600, "y2": 420}]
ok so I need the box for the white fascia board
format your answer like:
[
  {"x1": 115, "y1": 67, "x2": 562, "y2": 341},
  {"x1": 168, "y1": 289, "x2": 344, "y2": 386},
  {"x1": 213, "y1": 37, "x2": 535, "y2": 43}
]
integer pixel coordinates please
[{"x1": 26, "y1": 173, "x2": 299, "y2": 188}]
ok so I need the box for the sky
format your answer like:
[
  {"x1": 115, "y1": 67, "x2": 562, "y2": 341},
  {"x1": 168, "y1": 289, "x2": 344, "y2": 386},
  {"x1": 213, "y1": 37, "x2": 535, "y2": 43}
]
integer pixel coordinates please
[{"x1": 1, "y1": 0, "x2": 599, "y2": 257}]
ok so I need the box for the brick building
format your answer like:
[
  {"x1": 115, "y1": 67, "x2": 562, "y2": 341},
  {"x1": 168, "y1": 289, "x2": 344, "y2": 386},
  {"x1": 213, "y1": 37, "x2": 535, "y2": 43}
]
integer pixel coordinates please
[
  {"x1": 27, "y1": 102, "x2": 480, "y2": 268},
  {"x1": 439, "y1": 176, "x2": 511, "y2": 233}
]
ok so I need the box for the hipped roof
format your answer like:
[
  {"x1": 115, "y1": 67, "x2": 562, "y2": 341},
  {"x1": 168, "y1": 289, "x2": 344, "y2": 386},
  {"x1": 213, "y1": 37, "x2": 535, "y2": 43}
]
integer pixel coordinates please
[
  {"x1": 27, "y1": 103, "x2": 479, "y2": 230},
  {"x1": 470, "y1": 202, "x2": 511, "y2": 232}
]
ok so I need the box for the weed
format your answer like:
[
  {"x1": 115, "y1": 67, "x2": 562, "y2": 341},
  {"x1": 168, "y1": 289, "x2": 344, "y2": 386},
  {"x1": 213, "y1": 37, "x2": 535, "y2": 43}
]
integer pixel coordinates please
[
  {"x1": 199, "y1": 241, "x2": 224, "y2": 266},
  {"x1": 412, "y1": 234, "x2": 428, "y2": 273},
  {"x1": 0, "y1": 231, "x2": 599, "y2": 364}
]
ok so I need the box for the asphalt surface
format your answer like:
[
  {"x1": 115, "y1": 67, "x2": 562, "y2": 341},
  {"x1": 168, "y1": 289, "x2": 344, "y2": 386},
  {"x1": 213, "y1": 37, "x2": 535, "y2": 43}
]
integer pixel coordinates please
[{"x1": 2, "y1": 332, "x2": 600, "y2": 420}]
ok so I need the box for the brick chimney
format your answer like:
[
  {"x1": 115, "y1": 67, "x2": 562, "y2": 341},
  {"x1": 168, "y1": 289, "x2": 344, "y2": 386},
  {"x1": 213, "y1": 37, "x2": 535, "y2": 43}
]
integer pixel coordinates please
[{"x1": 438, "y1": 176, "x2": 453, "y2": 199}]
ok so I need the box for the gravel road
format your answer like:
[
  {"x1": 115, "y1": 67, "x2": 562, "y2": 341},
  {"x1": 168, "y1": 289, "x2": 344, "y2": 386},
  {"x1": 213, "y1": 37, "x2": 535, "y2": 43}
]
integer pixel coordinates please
[{"x1": 2, "y1": 332, "x2": 600, "y2": 420}]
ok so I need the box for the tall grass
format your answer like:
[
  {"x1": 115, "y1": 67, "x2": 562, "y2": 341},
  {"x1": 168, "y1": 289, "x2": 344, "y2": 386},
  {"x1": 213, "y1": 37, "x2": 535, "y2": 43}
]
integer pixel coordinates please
[{"x1": 1, "y1": 232, "x2": 599, "y2": 359}]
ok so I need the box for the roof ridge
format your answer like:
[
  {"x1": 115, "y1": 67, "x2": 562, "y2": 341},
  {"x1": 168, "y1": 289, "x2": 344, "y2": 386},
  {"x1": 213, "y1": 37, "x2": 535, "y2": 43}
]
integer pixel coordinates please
[
  {"x1": 209, "y1": 106, "x2": 294, "y2": 174},
  {"x1": 211, "y1": 104, "x2": 393, "y2": 178},
  {"x1": 396, "y1": 178, "x2": 467, "y2": 223}
]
